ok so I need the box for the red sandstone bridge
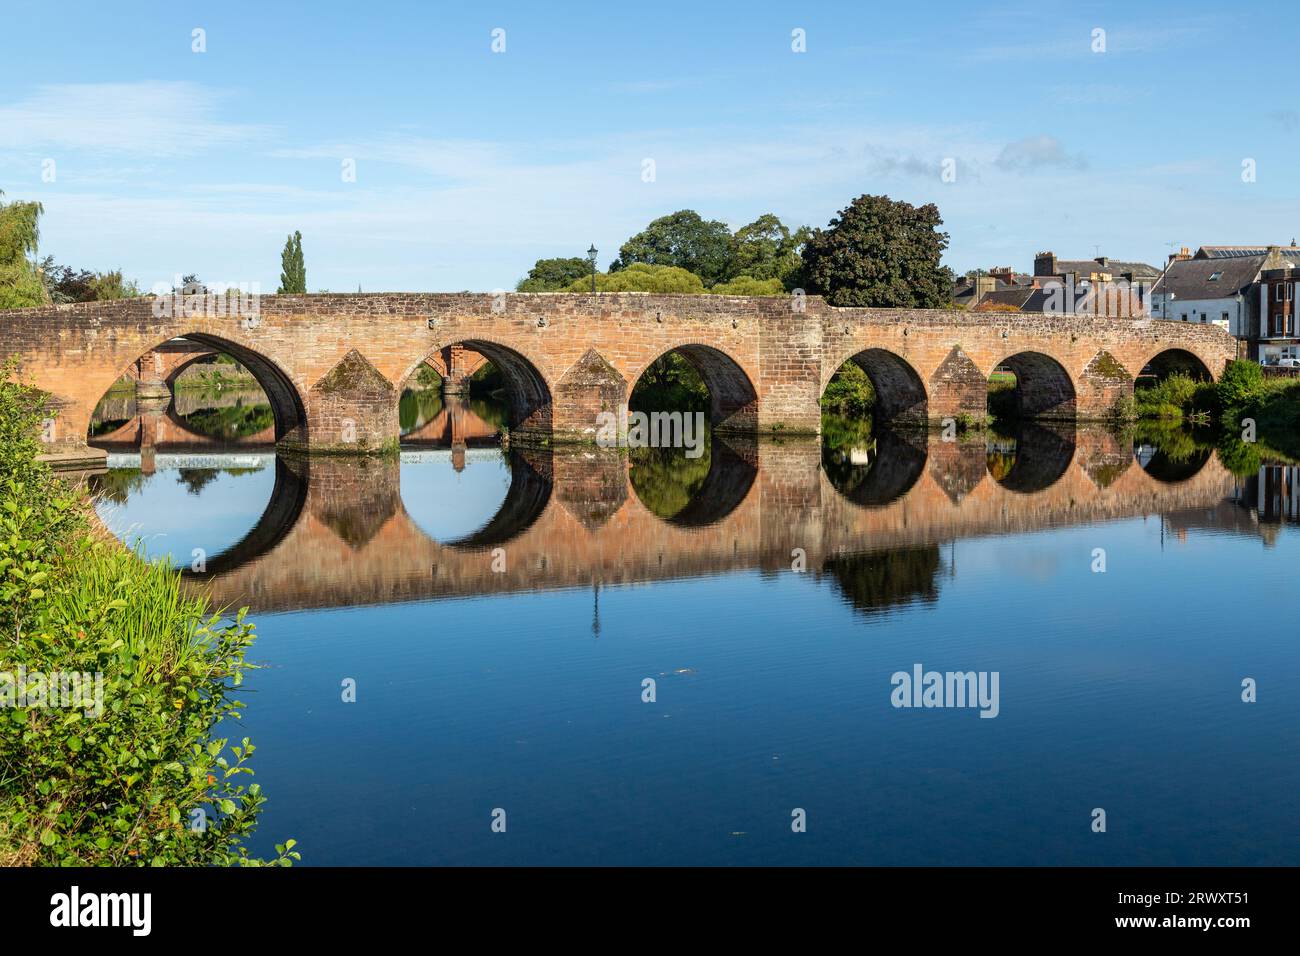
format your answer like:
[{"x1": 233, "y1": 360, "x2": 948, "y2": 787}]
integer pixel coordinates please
[
  {"x1": 2, "y1": 293, "x2": 1235, "y2": 466},
  {"x1": 89, "y1": 428, "x2": 1243, "y2": 614}
]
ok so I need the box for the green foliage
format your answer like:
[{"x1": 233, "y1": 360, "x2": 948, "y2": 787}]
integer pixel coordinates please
[
  {"x1": 820, "y1": 361, "x2": 875, "y2": 416},
  {"x1": 277, "y1": 231, "x2": 306, "y2": 294},
  {"x1": 0, "y1": 362, "x2": 294, "y2": 867},
  {"x1": 38, "y1": 257, "x2": 140, "y2": 303},
  {"x1": 0, "y1": 190, "x2": 48, "y2": 309},
  {"x1": 611, "y1": 210, "x2": 734, "y2": 287},
  {"x1": 629, "y1": 352, "x2": 709, "y2": 413},
  {"x1": 628, "y1": 443, "x2": 713, "y2": 520},
  {"x1": 708, "y1": 275, "x2": 785, "y2": 296},
  {"x1": 801, "y1": 194, "x2": 954, "y2": 308},
  {"x1": 1216, "y1": 359, "x2": 1264, "y2": 411},
  {"x1": 566, "y1": 262, "x2": 706, "y2": 293},
  {"x1": 731, "y1": 213, "x2": 808, "y2": 289},
  {"x1": 517, "y1": 257, "x2": 593, "y2": 292}
]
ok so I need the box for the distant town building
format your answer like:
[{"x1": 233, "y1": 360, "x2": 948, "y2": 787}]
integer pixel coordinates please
[
  {"x1": 954, "y1": 251, "x2": 1159, "y2": 317},
  {"x1": 1150, "y1": 243, "x2": 1300, "y2": 362}
]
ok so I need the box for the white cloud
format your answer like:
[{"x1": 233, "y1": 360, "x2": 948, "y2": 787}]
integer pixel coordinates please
[{"x1": 995, "y1": 135, "x2": 1086, "y2": 172}]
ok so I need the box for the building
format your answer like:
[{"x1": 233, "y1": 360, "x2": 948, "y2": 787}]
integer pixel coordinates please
[
  {"x1": 954, "y1": 252, "x2": 1159, "y2": 316},
  {"x1": 1259, "y1": 264, "x2": 1300, "y2": 364},
  {"x1": 1150, "y1": 244, "x2": 1300, "y2": 362}
]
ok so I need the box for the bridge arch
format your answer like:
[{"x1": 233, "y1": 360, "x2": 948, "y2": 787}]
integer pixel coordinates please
[
  {"x1": 629, "y1": 438, "x2": 758, "y2": 526},
  {"x1": 821, "y1": 347, "x2": 927, "y2": 425},
  {"x1": 990, "y1": 350, "x2": 1077, "y2": 419},
  {"x1": 92, "y1": 333, "x2": 305, "y2": 445},
  {"x1": 631, "y1": 343, "x2": 758, "y2": 433},
  {"x1": 822, "y1": 428, "x2": 929, "y2": 507},
  {"x1": 403, "y1": 338, "x2": 552, "y2": 437},
  {"x1": 987, "y1": 422, "x2": 1077, "y2": 493},
  {"x1": 1140, "y1": 347, "x2": 1214, "y2": 382}
]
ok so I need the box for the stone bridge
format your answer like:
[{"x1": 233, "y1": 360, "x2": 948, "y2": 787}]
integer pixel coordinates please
[
  {"x1": 2, "y1": 293, "x2": 1235, "y2": 465},
  {"x1": 85, "y1": 428, "x2": 1243, "y2": 614}
]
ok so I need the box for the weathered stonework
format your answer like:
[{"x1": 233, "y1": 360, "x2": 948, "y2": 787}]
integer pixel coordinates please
[{"x1": 0, "y1": 292, "x2": 1237, "y2": 463}]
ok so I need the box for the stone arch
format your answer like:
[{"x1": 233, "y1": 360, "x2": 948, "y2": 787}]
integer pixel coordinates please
[
  {"x1": 403, "y1": 338, "x2": 553, "y2": 440},
  {"x1": 1134, "y1": 441, "x2": 1211, "y2": 483},
  {"x1": 824, "y1": 348, "x2": 927, "y2": 425},
  {"x1": 442, "y1": 451, "x2": 553, "y2": 550},
  {"x1": 180, "y1": 457, "x2": 309, "y2": 577},
  {"x1": 92, "y1": 332, "x2": 306, "y2": 445},
  {"x1": 628, "y1": 437, "x2": 758, "y2": 526},
  {"x1": 1140, "y1": 347, "x2": 1213, "y2": 382},
  {"x1": 989, "y1": 422, "x2": 1077, "y2": 493},
  {"x1": 991, "y1": 350, "x2": 1077, "y2": 419},
  {"x1": 632, "y1": 343, "x2": 758, "y2": 433},
  {"x1": 823, "y1": 428, "x2": 928, "y2": 507}
]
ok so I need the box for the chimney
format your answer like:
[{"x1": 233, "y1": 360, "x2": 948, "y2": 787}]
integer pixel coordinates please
[
  {"x1": 1167, "y1": 246, "x2": 1192, "y2": 264},
  {"x1": 1034, "y1": 251, "x2": 1057, "y2": 276},
  {"x1": 987, "y1": 266, "x2": 1014, "y2": 283}
]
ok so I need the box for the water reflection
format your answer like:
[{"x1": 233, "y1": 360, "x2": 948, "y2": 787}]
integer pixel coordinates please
[{"x1": 80, "y1": 423, "x2": 1262, "y2": 615}]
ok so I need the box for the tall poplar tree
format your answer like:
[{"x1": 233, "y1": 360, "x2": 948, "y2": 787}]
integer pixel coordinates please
[{"x1": 278, "y1": 231, "x2": 306, "y2": 294}]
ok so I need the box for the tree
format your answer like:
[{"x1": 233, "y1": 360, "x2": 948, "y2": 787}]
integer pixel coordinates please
[
  {"x1": 731, "y1": 213, "x2": 808, "y2": 289},
  {"x1": 516, "y1": 256, "x2": 592, "y2": 292},
  {"x1": 801, "y1": 195, "x2": 954, "y2": 308},
  {"x1": 612, "y1": 210, "x2": 734, "y2": 287},
  {"x1": 278, "y1": 231, "x2": 306, "y2": 294},
  {"x1": 0, "y1": 189, "x2": 48, "y2": 309},
  {"x1": 39, "y1": 257, "x2": 140, "y2": 303},
  {"x1": 564, "y1": 262, "x2": 705, "y2": 293}
]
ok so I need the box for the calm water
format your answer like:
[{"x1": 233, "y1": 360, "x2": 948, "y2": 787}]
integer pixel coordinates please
[{"x1": 86, "y1": 400, "x2": 1300, "y2": 866}]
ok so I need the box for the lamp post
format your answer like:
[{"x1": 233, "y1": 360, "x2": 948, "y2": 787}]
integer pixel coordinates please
[{"x1": 587, "y1": 244, "x2": 598, "y2": 294}]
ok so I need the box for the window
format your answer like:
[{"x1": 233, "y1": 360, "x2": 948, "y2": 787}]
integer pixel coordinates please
[
  {"x1": 1209, "y1": 271, "x2": 1223, "y2": 281},
  {"x1": 1180, "y1": 313, "x2": 1188, "y2": 321},
  {"x1": 1222, "y1": 312, "x2": 1230, "y2": 323}
]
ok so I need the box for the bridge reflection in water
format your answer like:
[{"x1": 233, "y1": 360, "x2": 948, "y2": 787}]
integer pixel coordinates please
[{"x1": 83, "y1": 423, "x2": 1248, "y2": 615}]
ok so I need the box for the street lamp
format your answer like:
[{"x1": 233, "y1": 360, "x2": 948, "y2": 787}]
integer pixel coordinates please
[{"x1": 587, "y1": 244, "x2": 598, "y2": 294}]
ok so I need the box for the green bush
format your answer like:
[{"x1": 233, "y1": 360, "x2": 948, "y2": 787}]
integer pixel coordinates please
[
  {"x1": 1217, "y1": 359, "x2": 1264, "y2": 410},
  {"x1": 707, "y1": 275, "x2": 785, "y2": 296},
  {"x1": 0, "y1": 361, "x2": 294, "y2": 866},
  {"x1": 564, "y1": 262, "x2": 705, "y2": 293}
]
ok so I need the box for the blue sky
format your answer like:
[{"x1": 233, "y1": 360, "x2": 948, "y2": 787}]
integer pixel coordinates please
[{"x1": 3, "y1": 0, "x2": 1298, "y2": 292}]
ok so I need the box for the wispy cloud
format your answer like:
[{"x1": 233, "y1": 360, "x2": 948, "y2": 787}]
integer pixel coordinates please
[{"x1": 0, "y1": 82, "x2": 268, "y2": 156}]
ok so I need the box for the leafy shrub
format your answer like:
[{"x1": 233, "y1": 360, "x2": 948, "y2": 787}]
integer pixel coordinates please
[
  {"x1": 1216, "y1": 359, "x2": 1264, "y2": 410},
  {"x1": 707, "y1": 275, "x2": 785, "y2": 296},
  {"x1": 0, "y1": 362, "x2": 294, "y2": 866},
  {"x1": 565, "y1": 262, "x2": 705, "y2": 293}
]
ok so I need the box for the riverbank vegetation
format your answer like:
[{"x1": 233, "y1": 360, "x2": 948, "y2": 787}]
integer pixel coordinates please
[{"x1": 0, "y1": 361, "x2": 295, "y2": 866}]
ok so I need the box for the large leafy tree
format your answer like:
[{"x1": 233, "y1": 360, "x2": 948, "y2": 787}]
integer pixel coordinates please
[
  {"x1": 731, "y1": 213, "x2": 808, "y2": 289},
  {"x1": 801, "y1": 195, "x2": 954, "y2": 308},
  {"x1": 278, "y1": 230, "x2": 306, "y2": 294},
  {"x1": 0, "y1": 189, "x2": 48, "y2": 309},
  {"x1": 517, "y1": 256, "x2": 592, "y2": 292},
  {"x1": 611, "y1": 210, "x2": 734, "y2": 287}
]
